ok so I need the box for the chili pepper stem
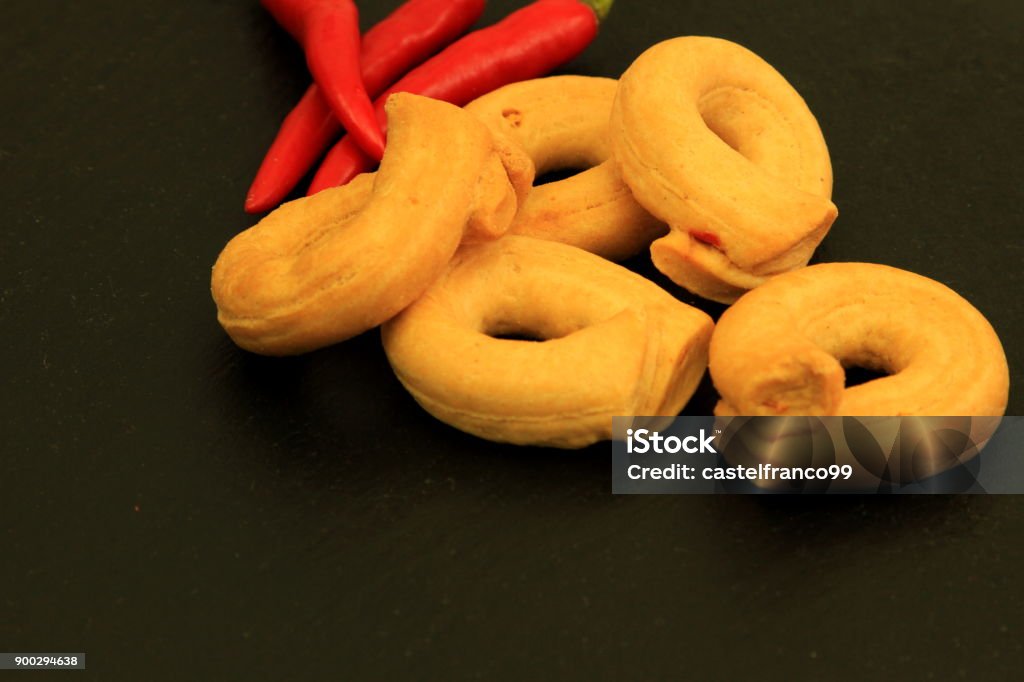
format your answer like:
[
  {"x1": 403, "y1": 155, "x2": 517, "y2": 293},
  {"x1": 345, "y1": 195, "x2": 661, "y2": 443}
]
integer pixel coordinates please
[{"x1": 582, "y1": 0, "x2": 614, "y2": 22}]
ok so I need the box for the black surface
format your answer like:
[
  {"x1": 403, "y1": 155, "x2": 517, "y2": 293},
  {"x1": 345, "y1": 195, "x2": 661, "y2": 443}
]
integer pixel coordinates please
[{"x1": 2, "y1": 0, "x2": 1023, "y2": 679}]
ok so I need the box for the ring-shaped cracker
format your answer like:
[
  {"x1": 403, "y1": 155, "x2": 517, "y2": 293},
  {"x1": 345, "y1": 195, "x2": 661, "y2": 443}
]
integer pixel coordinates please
[
  {"x1": 467, "y1": 76, "x2": 666, "y2": 261},
  {"x1": 709, "y1": 263, "x2": 1009, "y2": 416},
  {"x1": 610, "y1": 36, "x2": 838, "y2": 302},
  {"x1": 212, "y1": 93, "x2": 524, "y2": 355},
  {"x1": 382, "y1": 236, "x2": 715, "y2": 448}
]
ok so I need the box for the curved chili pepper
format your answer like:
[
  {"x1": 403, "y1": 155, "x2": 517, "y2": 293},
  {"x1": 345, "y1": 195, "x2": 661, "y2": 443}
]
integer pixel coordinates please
[
  {"x1": 261, "y1": 0, "x2": 385, "y2": 164},
  {"x1": 246, "y1": 0, "x2": 486, "y2": 213},
  {"x1": 307, "y1": 0, "x2": 613, "y2": 196}
]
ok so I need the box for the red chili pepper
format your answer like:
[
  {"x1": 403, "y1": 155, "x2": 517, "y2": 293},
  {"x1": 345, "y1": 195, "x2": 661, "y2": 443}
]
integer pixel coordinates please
[
  {"x1": 246, "y1": 0, "x2": 486, "y2": 214},
  {"x1": 307, "y1": 0, "x2": 613, "y2": 196},
  {"x1": 260, "y1": 0, "x2": 386, "y2": 167}
]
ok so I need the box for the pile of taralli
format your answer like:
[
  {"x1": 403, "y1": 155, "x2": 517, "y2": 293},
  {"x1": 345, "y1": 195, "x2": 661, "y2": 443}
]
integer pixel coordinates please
[{"x1": 212, "y1": 36, "x2": 1010, "y2": 448}]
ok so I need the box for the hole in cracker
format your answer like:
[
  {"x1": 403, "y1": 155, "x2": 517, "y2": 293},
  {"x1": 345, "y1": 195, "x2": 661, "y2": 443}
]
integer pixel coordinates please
[
  {"x1": 844, "y1": 365, "x2": 890, "y2": 388},
  {"x1": 697, "y1": 92, "x2": 744, "y2": 154},
  {"x1": 533, "y1": 167, "x2": 587, "y2": 186},
  {"x1": 489, "y1": 330, "x2": 547, "y2": 343},
  {"x1": 702, "y1": 118, "x2": 742, "y2": 153},
  {"x1": 486, "y1": 320, "x2": 568, "y2": 343}
]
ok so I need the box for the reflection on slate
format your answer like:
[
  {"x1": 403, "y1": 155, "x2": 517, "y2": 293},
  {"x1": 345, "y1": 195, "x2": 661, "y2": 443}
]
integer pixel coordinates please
[{"x1": 612, "y1": 416, "x2": 1023, "y2": 494}]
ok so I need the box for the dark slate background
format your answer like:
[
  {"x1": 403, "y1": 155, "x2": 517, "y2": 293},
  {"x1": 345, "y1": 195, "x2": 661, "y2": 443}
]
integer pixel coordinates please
[{"x1": 1, "y1": 0, "x2": 1021, "y2": 679}]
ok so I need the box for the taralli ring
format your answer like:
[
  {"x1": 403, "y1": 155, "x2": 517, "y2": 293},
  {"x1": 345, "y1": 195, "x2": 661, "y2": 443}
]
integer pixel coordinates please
[
  {"x1": 382, "y1": 236, "x2": 715, "y2": 448},
  {"x1": 211, "y1": 93, "x2": 526, "y2": 356},
  {"x1": 709, "y1": 263, "x2": 1009, "y2": 416},
  {"x1": 610, "y1": 36, "x2": 838, "y2": 302},
  {"x1": 467, "y1": 76, "x2": 666, "y2": 261}
]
